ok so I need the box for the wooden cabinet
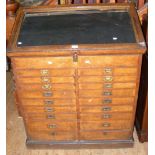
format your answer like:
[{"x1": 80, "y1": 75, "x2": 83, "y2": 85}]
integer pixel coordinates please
[{"x1": 7, "y1": 4, "x2": 146, "y2": 148}]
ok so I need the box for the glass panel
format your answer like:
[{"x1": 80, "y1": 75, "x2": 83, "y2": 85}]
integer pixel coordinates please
[{"x1": 17, "y1": 10, "x2": 136, "y2": 46}]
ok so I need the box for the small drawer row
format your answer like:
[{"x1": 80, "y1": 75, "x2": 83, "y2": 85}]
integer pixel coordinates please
[
  {"x1": 18, "y1": 97, "x2": 134, "y2": 106},
  {"x1": 25, "y1": 112, "x2": 132, "y2": 122},
  {"x1": 14, "y1": 75, "x2": 137, "y2": 84},
  {"x1": 25, "y1": 119, "x2": 132, "y2": 132},
  {"x1": 13, "y1": 67, "x2": 137, "y2": 77},
  {"x1": 16, "y1": 82, "x2": 136, "y2": 91},
  {"x1": 22, "y1": 105, "x2": 134, "y2": 114},
  {"x1": 15, "y1": 89, "x2": 136, "y2": 98},
  {"x1": 28, "y1": 130, "x2": 132, "y2": 141}
]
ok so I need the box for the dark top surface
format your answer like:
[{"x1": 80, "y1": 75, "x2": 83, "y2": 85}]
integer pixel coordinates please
[{"x1": 17, "y1": 10, "x2": 136, "y2": 47}]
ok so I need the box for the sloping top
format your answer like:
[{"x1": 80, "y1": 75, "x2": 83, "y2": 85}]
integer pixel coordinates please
[{"x1": 17, "y1": 10, "x2": 136, "y2": 47}]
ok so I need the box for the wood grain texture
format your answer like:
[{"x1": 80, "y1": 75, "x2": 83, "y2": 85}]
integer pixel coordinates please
[{"x1": 7, "y1": 71, "x2": 148, "y2": 155}]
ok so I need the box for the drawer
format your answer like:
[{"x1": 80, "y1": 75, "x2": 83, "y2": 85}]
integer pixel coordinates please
[
  {"x1": 79, "y1": 82, "x2": 136, "y2": 89},
  {"x1": 25, "y1": 113, "x2": 77, "y2": 121},
  {"x1": 18, "y1": 98, "x2": 76, "y2": 106},
  {"x1": 28, "y1": 131, "x2": 77, "y2": 141},
  {"x1": 80, "y1": 105, "x2": 133, "y2": 113},
  {"x1": 78, "y1": 67, "x2": 137, "y2": 76},
  {"x1": 22, "y1": 106, "x2": 76, "y2": 113},
  {"x1": 15, "y1": 77, "x2": 75, "y2": 84},
  {"x1": 16, "y1": 83, "x2": 75, "y2": 91},
  {"x1": 80, "y1": 131, "x2": 131, "y2": 140},
  {"x1": 12, "y1": 57, "x2": 74, "y2": 69},
  {"x1": 78, "y1": 76, "x2": 137, "y2": 83},
  {"x1": 80, "y1": 120, "x2": 132, "y2": 130},
  {"x1": 78, "y1": 55, "x2": 139, "y2": 67},
  {"x1": 26, "y1": 120, "x2": 77, "y2": 132},
  {"x1": 14, "y1": 69, "x2": 75, "y2": 77},
  {"x1": 80, "y1": 112, "x2": 132, "y2": 121},
  {"x1": 79, "y1": 97, "x2": 134, "y2": 106},
  {"x1": 17, "y1": 90, "x2": 75, "y2": 98},
  {"x1": 79, "y1": 89, "x2": 136, "y2": 97}
]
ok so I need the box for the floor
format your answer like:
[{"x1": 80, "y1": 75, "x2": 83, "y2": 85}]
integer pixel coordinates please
[{"x1": 6, "y1": 71, "x2": 148, "y2": 155}]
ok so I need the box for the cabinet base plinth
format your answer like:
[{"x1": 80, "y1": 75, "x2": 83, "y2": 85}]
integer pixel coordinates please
[{"x1": 26, "y1": 139, "x2": 134, "y2": 149}]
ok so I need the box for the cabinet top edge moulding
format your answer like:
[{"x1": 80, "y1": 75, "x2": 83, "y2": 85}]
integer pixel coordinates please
[{"x1": 7, "y1": 3, "x2": 146, "y2": 57}]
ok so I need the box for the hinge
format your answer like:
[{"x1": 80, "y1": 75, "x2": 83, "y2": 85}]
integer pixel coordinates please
[{"x1": 71, "y1": 45, "x2": 79, "y2": 62}]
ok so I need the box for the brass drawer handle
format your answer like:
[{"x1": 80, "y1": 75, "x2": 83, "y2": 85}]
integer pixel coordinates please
[
  {"x1": 45, "y1": 107, "x2": 55, "y2": 112},
  {"x1": 44, "y1": 100, "x2": 54, "y2": 104},
  {"x1": 43, "y1": 92, "x2": 53, "y2": 97},
  {"x1": 103, "y1": 122, "x2": 111, "y2": 127},
  {"x1": 103, "y1": 132, "x2": 108, "y2": 135},
  {"x1": 102, "y1": 99, "x2": 112, "y2": 104},
  {"x1": 48, "y1": 124, "x2": 57, "y2": 129},
  {"x1": 42, "y1": 84, "x2": 52, "y2": 90},
  {"x1": 102, "y1": 114, "x2": 112, "y2": 119},
  {"x1": 47, "y1": 115, "x2": 55, "y2": 119},
  {"x1": 102, "y1": 107, "x2": 111, "y2": 111},
  {"x1": 103, "y1": 91, "x2": 112, "y2": 96},
  {"x1": 40, "y1": 69, "x2": 49, "y2": 76},
  {"x1": 42, "y1": 77, "x2": 50, "y2": 83},
  {"x1": 104, "y1": 68, "x2": 112, "y2": 74},
  {"x1": 104, "y1": 83, "x2": 112, "y2": 88},
  {"x1": 104, "y1": 76, "x2": 113, "y2": 82}
]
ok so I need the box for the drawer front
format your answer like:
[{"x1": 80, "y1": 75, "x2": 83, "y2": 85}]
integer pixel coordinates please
[
  {"x1": 80, "y1": 113, "x2": 132, "y2": 121},
  {"x1": 80, "y1": 105, "x2": 133, "y2": 113},
  {"x1": 18, "y1": 98, "x2": 76, "y2": 106},
  {"x1": 25, "y1": 113, "x2": 77, "y2": 121},
  {"x1": 79, "y1": 83, "x2": 136, "y2": 89},
  {"x1": 79, "y1": 97, "x2": 134, "y2": 106},
  {"x1": 80, "y1": 120, "x2": 132, "y2": 130},
  {"x1": 16, "y1": 83, "x2": 75, "y2": 91},
  {"x1": 28, "y1": 131, "x2": 77, "y2": 141},
  {"x1": 12, "y1": 57, "x2": 74, "y2": 69},
  {"x1": 78, "y1": 55, "x2": 139, "y2": 67},
  {"x1": 14, "y1": 69, "x2": 75, "y2": 77},
  {"x1": 79, "y1": 89, "x2": 136, "y2": 97},
  {"x1": 26, "y1": 120, "x2": 77, "y2": 132},
  {"x1": 78, "y1": 76, "x2": 137, "y2": 83},
  {"x1": 80, "y1": 131, "x2": 131, "y2": 140},
  {"x1": 22, "y1": 106, "x2": 76, "y2": 113},
  {"x1": 17, "y1": 90, "x2": 75, "y2": 98},
  {"x1": 78, "y1": 67, "x2": 137, "y2": 76},
  {"x1": 16, "y1": 77, "x2": 75, "y2": 84}
]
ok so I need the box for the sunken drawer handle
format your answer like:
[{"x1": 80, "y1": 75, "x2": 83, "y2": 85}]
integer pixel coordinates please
[
  {"x1": 40, "y1": 69, "x2": 49, "y2": 76},
  {"x1": 43, "y1": 92, "x2": 53, "y2": 97},
  {"x1": 50, "y1": 132, "x2": 56, "y2": 136},
  {"x1": 47, "y1": 115, "x2": 55, "y2": 119},
  {"x1": 102, "y1": 107, "x2": 111, "y2": 111},
  {"x1": 104, "y1": 68, "x2": 112, "y2": 74},
  {"x1": 104, "y1": 76, "x2": 113, "y2": 82},
  {"x1": 44, "y1": 100, "x2": 54, "y2": 104},
  {"x1": 45, "y1": 107, "x2": 55, "y2": 112},
  {"x1": 103, "y1": 92, "x2": 112, "y2": 96},
  {"x1": 104, "y1": 83, "x2": 112, "y2": 88},
  {"x1": 102, "y1": 99, "x2": 112, "y2": 104},
  {"x1": 102, "y1": 114, "x2": 112, "y2": 119},
  {"x1": 42, "y1": 77, "x2": 50, "y2": 82},
  {"x1": 103, "y1": 122, "x2": 111, "y2": 127},
  {"x1": 48, "y1": 124, "x2": 57, "y2": 129},
  {"x1": 42, "y1": 84, "x2": 52, "y2": 90}
]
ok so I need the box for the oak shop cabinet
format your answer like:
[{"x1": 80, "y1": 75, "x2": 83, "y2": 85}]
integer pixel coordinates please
[{"x1": 7, "y1": 3, "x2": 146, "y2": 148}]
